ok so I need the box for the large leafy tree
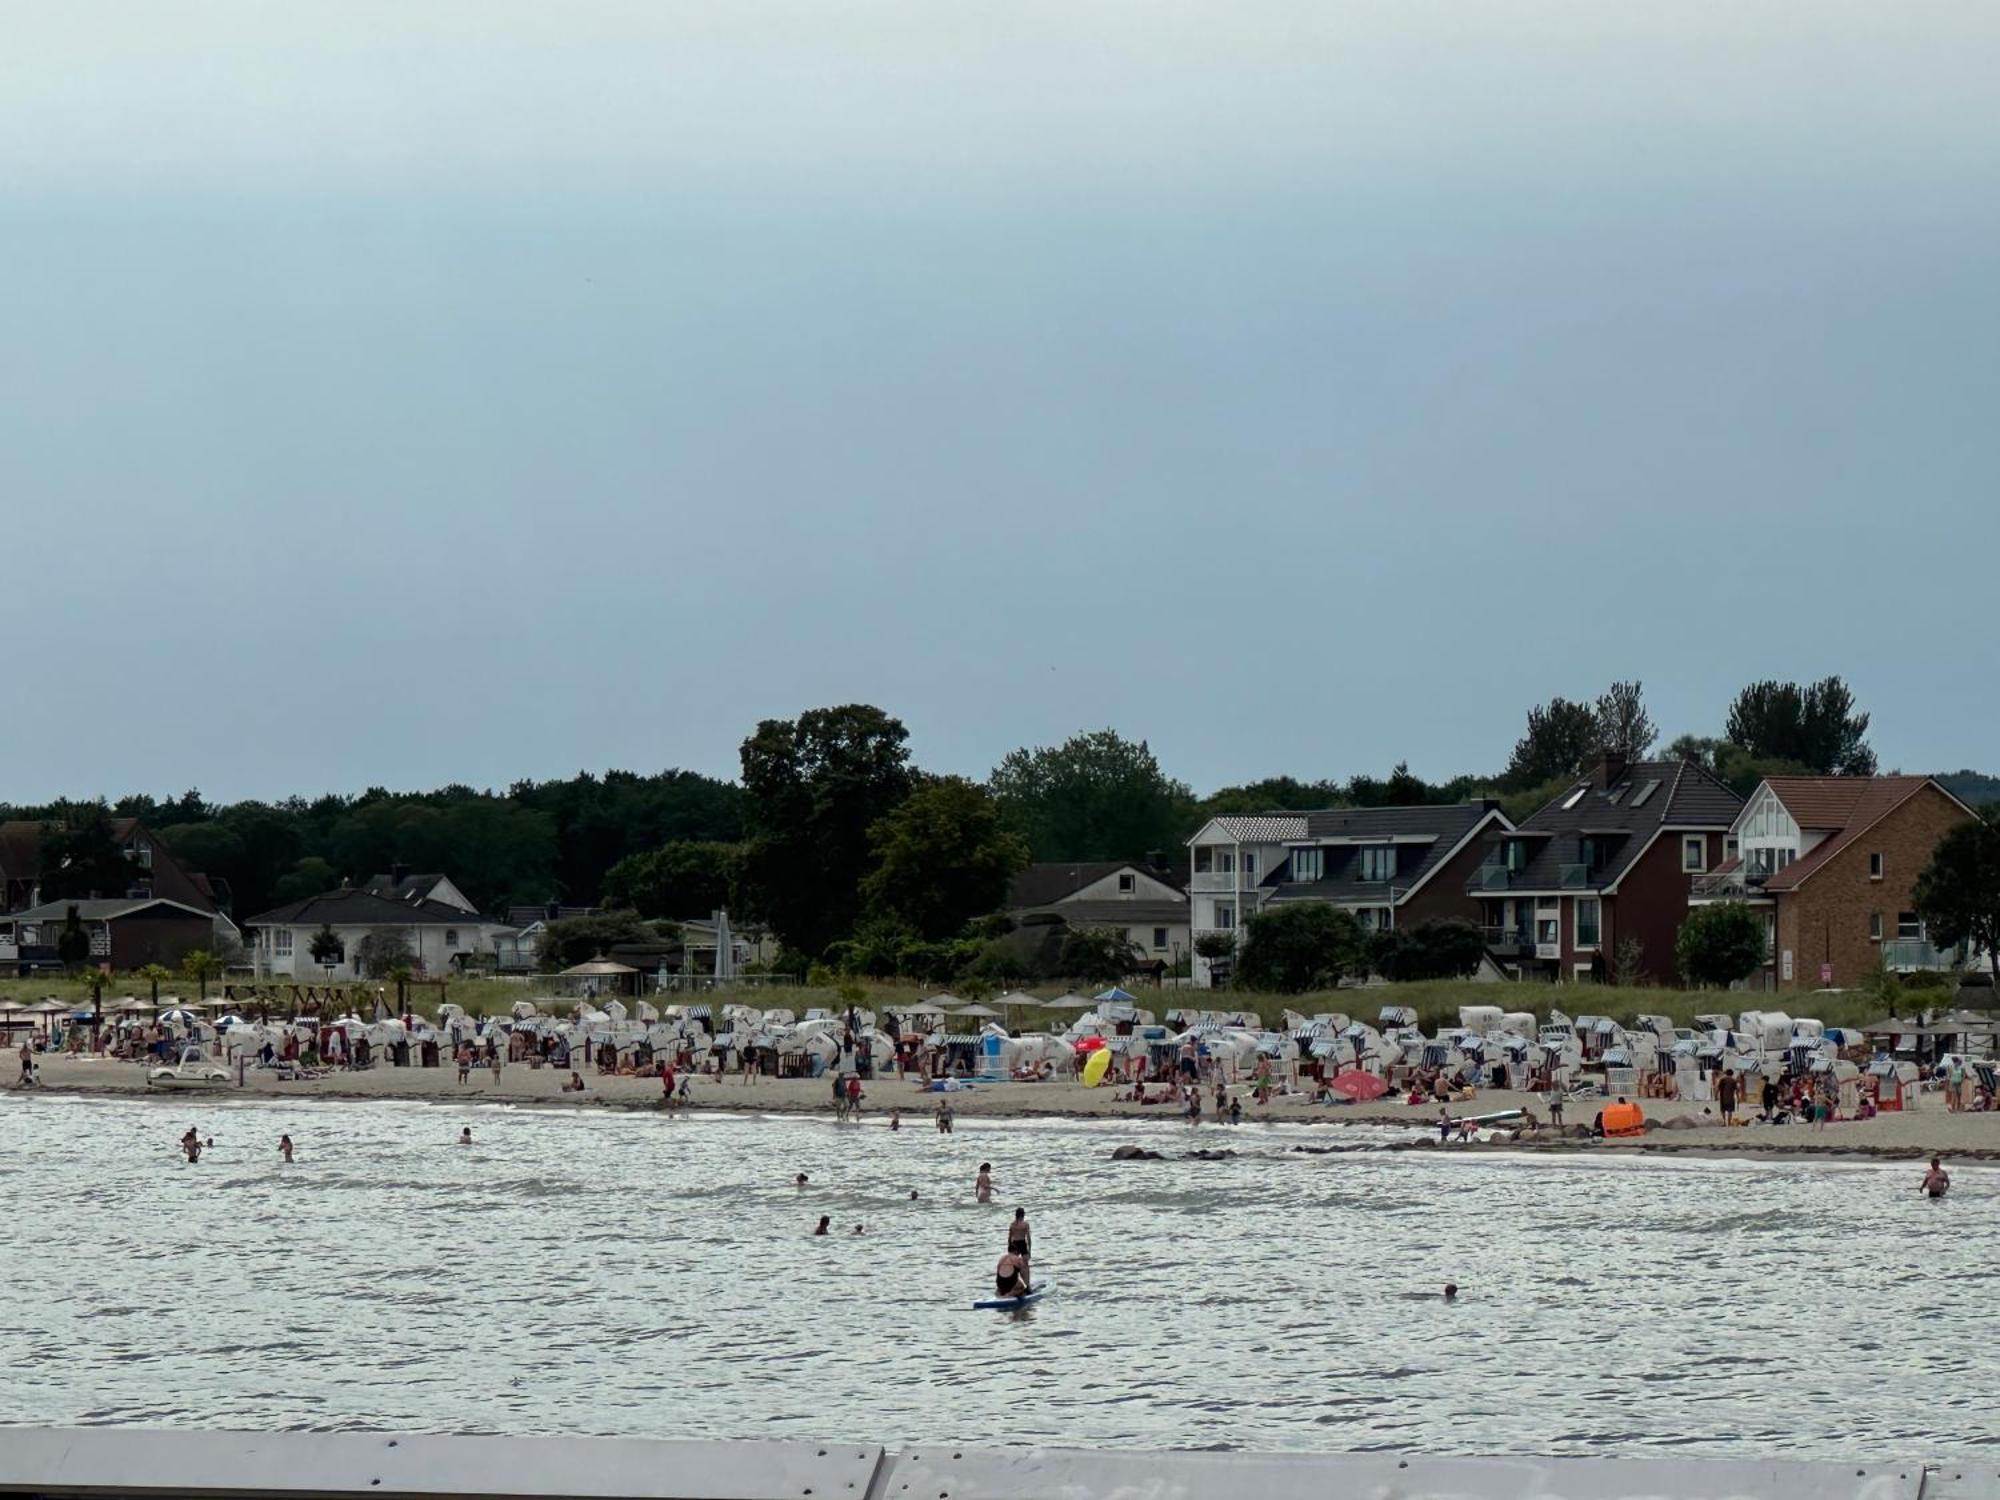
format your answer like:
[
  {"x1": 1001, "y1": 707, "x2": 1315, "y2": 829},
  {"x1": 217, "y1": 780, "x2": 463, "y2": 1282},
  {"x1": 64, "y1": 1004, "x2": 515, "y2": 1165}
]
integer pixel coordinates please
[
  {"x1": 738, "y1": 705, "x2": 916, "y2": 955},
  {"x1": 1502, "y1": 698, "x2": 1601, "y2": 790},
  {"x1": 1198, "y1": 777, "x2": 1346, "y2": 819},
  {"x1": 860, "y1": 776, "x2": 1029, "y2": 941},
  {"x1": 38, "y1": 804, "x2": 133, "y2": 902},
  {"x1": 989, "y1": 729, "x2": 1195, "y2": 862},
  {"x1": 1593, "y1": 680, "x2": 1657, "y2": 760},
  {"x1": 1914, "y1": 812, "x2": 2000, "y2": 983},
  {"x1": 600, "y1": 841, "x2": 741, "y2": 921},
  {"x1": 352, "y1": 929, "x2": 416, "y2": 979},
  {"x1": 534, "y1": 910, "x2": 664, "y2": 970},
  {"x1": 1675, "y1": 902, "x2": 1767, "y2": 988},
  {"x1": 1724, "y1": 677, "x2": 1876, "y2": 775},
  {"x1": 1370, "y1": 918, "x2": 1488, "y2": 982},
  {"x1": 1234, "y1": 903, "x2": 1369, "y2": 993}
]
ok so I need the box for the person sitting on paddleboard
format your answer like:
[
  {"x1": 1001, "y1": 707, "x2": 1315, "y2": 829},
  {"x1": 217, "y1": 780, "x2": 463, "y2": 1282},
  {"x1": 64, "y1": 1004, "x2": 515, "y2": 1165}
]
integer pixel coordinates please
[{"x1": 995, "y1": 1249, "x2": 1030, "y2": 1298}]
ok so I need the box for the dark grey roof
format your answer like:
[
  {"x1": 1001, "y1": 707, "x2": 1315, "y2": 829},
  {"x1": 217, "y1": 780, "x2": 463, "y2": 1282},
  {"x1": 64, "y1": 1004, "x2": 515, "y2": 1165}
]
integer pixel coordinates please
[
  {"x1": 1007, "y1": 862, "x2": 1184, "y2": 910},
  {"x1": 363, "y1": 872, "x2": 452, "y2": 905},
  {"x1": 1472, "y1": 760, "x2": 1742, "y2": 894},
  {"x1": 1266, "y1": 803, "x2": 1503, "y2": 907},
  {"x1": 505, "y1": 904, "x2": 598, "y2": 926},
  {"x1": 1, "y1": 897, "x2": 214, "y2": 923},
  {"x1": 245, "y1": 888, "x2": 488, "y2": 928}
]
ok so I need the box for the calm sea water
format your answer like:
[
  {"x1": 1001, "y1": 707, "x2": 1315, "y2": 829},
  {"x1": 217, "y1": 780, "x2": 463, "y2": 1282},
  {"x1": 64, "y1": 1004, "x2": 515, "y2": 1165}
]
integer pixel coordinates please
[{"x1": 1, "y1": 1090, "x2": 1988, "y2": 1458}]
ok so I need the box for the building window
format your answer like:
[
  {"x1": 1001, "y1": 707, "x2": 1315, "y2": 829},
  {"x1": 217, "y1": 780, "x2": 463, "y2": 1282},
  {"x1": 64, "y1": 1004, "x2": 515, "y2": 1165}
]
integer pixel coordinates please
[
  {"x1": 1152, "y1": 927, "x2": 1168, "y2": 950},
  {"x1": 1117, "y1": 873, "x2": 1136, "y2": 893},
  {"x1": 274, "y1": 929, "x2": 294, "y2": 956},
  {"x1": 445, "y1": 929, "x2": 460, "y2": 947},
  {"x1": 1898, "y1": 912, "x2": 1924, "y2": 941},
  {"x1": 1243, "y1": 853, "x2": 1257, "y2": 878},
  {"x1": 1291, "y1": 847, "x2": 1323, "y2": 883},
  {"x1": 1194, "y1": 847, "x2": 1213, "y2": 874},
  {"x1": 1725, "y1": 837, "x2": 1739, "y2": 861},
  {"x1": 1359, "y1": 846, "x2": 1395, "y2": 882},
  {"x1": 1575, "y1": 897, "x2": 1601, "y2": 949},
  {"x1": 1218, "y1": 850, "x2": 1235, "y2": 874},
  {"x1": 1869, "y1": 852, "x2": 1883, "y2": 880},
  {"x1": 1868, "y1": 912, "x2": 1882, "y2": 941},
  {"x1": 1503, "y1": 840, "x2": 1527, "y2": 873},
  {"x1": 1214, "y1": 903, "x2": 1235, "y2": 931},
  {"x1": 1682, "y1": 836, "x2": 1706, "y2": 873}
]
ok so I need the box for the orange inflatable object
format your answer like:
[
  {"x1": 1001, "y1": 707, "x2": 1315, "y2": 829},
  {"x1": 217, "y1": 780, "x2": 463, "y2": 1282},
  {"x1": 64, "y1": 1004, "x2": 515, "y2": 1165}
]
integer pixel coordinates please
[{"x1": 1602, "y1": 1101, "x2": 1646, "y2": 1137}]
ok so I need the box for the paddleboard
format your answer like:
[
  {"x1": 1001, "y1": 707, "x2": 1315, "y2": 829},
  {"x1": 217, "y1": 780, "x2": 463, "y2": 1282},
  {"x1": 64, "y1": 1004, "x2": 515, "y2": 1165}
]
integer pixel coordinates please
[
  {"x1": 973, "y1": 1281, "x2": 1052, "y2": 1311},
  {"x1": 1081, "y1": 1049, "x2": 1111, "y2": 1088}
]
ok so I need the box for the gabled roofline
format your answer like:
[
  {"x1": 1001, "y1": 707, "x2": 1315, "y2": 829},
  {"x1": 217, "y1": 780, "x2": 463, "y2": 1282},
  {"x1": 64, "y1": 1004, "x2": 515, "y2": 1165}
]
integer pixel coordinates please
[
  {"x1": 1772, "y1": 778, "x2": 1971, "y2": 892},
  {"x1": 1395, "y1": 807, "x2": 1515, "y2": 905}
]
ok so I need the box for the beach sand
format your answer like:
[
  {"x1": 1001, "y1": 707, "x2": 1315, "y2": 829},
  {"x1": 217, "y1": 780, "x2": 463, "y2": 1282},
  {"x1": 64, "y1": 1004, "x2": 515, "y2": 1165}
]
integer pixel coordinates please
[{"x1": 20, "y1": 1053, "x2": 2000, "y2": 1161}]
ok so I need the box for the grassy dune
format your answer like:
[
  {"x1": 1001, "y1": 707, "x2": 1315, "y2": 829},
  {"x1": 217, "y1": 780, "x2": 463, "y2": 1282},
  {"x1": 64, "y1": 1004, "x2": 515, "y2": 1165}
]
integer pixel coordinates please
[{"x1": 4, "y1": 972, "x2": 1917, "y2": 1033}]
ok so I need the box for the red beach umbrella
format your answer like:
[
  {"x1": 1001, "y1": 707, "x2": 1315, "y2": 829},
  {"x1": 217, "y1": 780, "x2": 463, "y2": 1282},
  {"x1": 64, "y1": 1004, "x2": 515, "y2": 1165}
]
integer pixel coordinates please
[{"x1": 1329, "y1": 1068, "x2": 1389, "y2": 1101}]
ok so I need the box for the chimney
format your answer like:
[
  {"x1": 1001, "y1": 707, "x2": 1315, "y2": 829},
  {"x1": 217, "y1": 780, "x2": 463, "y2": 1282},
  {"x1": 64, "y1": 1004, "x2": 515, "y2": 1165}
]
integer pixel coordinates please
[
  {"x1": 545, "y1": 900, "x2": 561, "y2": 922},
  {"x1": 390, "y1": 862, "x2": 410, "y2": 888},
  {"x1": 1591, "y1": 752, "x2": 1628, "y2": 790}
]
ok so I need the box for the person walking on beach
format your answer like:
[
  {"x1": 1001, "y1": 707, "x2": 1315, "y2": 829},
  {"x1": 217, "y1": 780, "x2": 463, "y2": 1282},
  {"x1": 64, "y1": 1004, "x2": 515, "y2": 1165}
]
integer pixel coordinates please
[
  {"x1": 278, "y1": 1134, "x2": 294, "y2": 1163},
  {"x1": 1716, "y1": 1069, "x2": 1737, "y2": 1125},
  {"x1": 1921, "y1": 1157, "x2": 1951, "y2": 1198},
  {"x1": 489, "y1": 1044, "x2": 503, "y2": 1083},
  {"x1": 456, "y1": 1045, "x2": 471, "y2": 1085},
  {"x1": 976, "y1": 1163, "x2": 993, "y2": 1203}
]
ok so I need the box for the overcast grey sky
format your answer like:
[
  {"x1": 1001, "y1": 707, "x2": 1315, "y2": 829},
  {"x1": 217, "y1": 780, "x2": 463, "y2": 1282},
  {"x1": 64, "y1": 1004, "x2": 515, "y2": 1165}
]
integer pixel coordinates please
[{"x1": 3, "y1": 2, "x2": 1995, "y2": 803}]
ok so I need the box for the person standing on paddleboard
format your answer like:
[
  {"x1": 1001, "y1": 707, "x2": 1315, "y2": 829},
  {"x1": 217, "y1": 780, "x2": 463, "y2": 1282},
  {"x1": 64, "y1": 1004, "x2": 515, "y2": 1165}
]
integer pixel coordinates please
[{"x1": 1007, "y1": 1206, "x2": 1031, "y2": 1280}]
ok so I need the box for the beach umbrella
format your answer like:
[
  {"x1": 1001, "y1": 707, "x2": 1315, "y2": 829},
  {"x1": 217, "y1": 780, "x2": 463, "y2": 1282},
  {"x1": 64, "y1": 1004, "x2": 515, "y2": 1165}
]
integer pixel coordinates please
[
  {"x1": 1094, "y1": 987, "x2": 1137, "y2": 1003},
  {"x1": 25, "y1": 998, "x2": 68, "y2": 1015},
  {"x1": 951, "y1": 1003, "x2": 1002, "y2": 1020},
  {"x1": 993, "y1": 990, "x2": 1040, "y2": 1011},
  {"x1": 1329, "y1": 1069, "x2": 1389, "y2": 1101},
  {"x1": 923, "y1": 992, "x2": 965, "y2": 1011},
  {"x1": 1043, "y1": 993, "x2": 1094, "y2": 1009}
]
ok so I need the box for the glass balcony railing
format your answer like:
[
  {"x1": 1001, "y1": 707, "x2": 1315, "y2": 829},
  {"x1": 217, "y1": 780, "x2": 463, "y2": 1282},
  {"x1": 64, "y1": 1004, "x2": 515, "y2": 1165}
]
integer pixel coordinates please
[
  {"x1": 1469, "y1": 863, "x2": 1513, "y2": 892},
  {"x1": 1559, "y1": 863, "x2": 1592, "y2": 888}
]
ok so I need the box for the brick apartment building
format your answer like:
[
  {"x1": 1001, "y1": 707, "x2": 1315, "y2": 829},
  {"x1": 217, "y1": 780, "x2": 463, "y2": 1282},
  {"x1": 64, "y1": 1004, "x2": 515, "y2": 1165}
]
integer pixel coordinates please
[
  {"x1": 1470, "y1": 755, "x2": 1743, "y2": 985},
  {"x1": 1692, "y1": 775, "x2": 1978, "y2": 991}
]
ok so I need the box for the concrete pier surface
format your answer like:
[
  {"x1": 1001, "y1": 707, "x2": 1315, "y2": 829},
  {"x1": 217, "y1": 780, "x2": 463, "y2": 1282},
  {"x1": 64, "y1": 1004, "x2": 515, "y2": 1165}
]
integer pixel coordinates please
[{"x1": 0, "y1": 1428, "x2": 1992, "y2": 1500}]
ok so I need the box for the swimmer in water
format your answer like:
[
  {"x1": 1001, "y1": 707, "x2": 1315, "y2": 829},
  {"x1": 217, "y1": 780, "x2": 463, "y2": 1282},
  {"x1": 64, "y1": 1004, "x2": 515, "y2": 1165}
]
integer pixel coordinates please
[
  {"x1": 1444, "y1": 1283, "x2": 1458, "y2": 1301},
  {"x1": 796, "y1": 1173, "x2": 809, "y2": 1188},
  {"x1": 1921, "y1": 1156, "x2": 1951, "y2": 1199},
  {"x1": 279, "y1": 1135, "x2": 294, "y2": 1163},
  {"x1": 909, "y1": 1189, "x2": 919, "y2": 1200},
  {"x1": 458, "y1": 1127, "x2": 473, "y2": 1146},
  {"x1": 814, "y1": 1216, "x2": 831, "y2": 1236},
  {"x1": 889, "y1": 1109, "x2": 901, "y2": 1132},
  {"x1": 976, "y1": 1163, "x2": 993, "y2": 1203},
  {"x1": 852, "y1": 1223, "x2": 865, "y2": 1235}
]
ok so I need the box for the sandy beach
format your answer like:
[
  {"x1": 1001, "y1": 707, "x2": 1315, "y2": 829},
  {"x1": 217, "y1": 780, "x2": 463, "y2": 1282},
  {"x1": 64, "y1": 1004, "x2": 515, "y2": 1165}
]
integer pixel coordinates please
[{"x1": 20, "y1": 1052, "x2": 2000, "y2": 1161}]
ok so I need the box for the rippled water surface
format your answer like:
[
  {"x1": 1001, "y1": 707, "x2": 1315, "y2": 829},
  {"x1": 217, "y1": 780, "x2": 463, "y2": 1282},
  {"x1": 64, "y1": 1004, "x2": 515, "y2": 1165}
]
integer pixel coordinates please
[{"x1": 2, "y1": 1091, "x2": 1990, "y2": 1457}]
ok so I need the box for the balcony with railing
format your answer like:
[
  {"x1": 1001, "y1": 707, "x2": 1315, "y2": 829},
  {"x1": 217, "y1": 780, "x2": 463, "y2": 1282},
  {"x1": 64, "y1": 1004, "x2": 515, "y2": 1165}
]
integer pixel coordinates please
[
  {"x1": 1882, "y1": 937, "x2": 1962, "y2": 973},
  {"x1": 1482, "y1": 925, "x2": 1535, "y2": 956},
  {"x1": 1690, "y1": 868, "x2": 1772, "y2": 901},
  {"x1": 1468, "y1": 862, "x2": 1515, "y2": 893},
  {"x1": 1188, "y1": 871, "x2": 1257, "y2": 894},
  {"x1": 1559, "y1": 863, "x2": 1594, "y2": 889}
]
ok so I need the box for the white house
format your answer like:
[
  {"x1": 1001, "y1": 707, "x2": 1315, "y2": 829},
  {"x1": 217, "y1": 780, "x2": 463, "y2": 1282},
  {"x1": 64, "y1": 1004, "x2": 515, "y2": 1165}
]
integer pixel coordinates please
[
  {"x1": 245, "y1": 881, "x2": 509, "y2": 980},
  {"x1": 1184, "y1": 815, "x2": 1307, "y2": 983},
  {"x1": 1005, "y1": 861, "x2": 1190, "y2": 968}
]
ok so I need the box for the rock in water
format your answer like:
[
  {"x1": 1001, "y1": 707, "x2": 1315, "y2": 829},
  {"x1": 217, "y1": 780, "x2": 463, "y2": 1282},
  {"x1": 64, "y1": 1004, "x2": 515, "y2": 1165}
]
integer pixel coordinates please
[{"x1": 1111, "y1": 1144, "x2": 1164, "y2": 1161}]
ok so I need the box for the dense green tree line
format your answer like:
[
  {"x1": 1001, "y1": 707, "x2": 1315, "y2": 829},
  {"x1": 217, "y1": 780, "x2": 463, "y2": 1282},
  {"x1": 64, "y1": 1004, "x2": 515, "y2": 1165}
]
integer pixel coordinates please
[{"x1": 13, "y1": 674, "x2": 1985, "y2": 991}]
